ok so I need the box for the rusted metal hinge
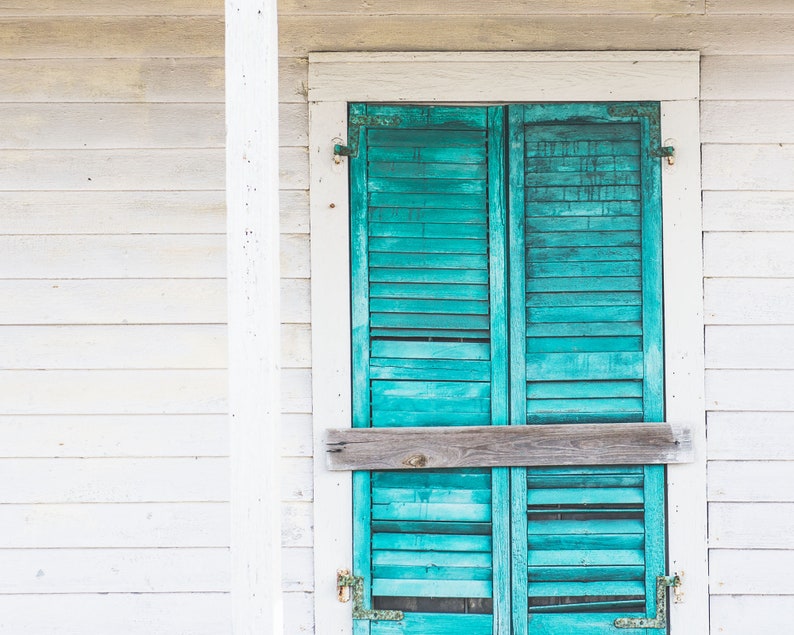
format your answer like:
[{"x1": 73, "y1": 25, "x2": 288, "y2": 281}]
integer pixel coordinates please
[
  {"x1": 333, "y1": 114, "x2": 402, "y2": 159},
  {"x1": 614, "y1": 575, "x2": 681, "y2": 629},
  {"x1": 336, "y1": 569, "x2": 404, "y2": 622},
  {"x1": 607, "y1": 104, "x2": 675, "y2": 164}
]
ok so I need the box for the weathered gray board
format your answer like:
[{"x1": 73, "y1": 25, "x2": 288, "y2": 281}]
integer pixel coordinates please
[{"x1": 326, "y1": 423, "x2": 693, "y2": 471}]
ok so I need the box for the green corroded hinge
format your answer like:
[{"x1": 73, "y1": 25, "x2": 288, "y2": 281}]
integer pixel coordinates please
[
  {"x1": 607, "y1": 104, "x2": 675, "y2": 160},
  {"x1": 333, "y1": 115, "x2": 402, "y2": 158},
  {"x1": 614, "y1": 575, "x2": 681, "y2": 629},
  {"x1": 336, "y1": 571, "x2": 404, "y2": 621}
]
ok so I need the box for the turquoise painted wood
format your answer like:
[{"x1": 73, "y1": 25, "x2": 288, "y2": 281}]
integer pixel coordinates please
[{"x1": 350, "y1": 102, "x2": 667, "y2": 634}]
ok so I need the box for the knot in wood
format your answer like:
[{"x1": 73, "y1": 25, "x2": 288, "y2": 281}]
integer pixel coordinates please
[{"x1": 402, "y1": 454, "x2": 428, "y2": 468}]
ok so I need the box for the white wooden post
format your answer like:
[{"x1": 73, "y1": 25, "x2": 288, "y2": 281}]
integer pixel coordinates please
[{"x1": 226, "y1": 1, "x2": 282, "y2": 633}]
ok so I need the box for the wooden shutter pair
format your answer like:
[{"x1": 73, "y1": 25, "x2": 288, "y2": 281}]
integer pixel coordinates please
[{"x1": 333, "y1": 103, "x2": 690, "y2": 635}]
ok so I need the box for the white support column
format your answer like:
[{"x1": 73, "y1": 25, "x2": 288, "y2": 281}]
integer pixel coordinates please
[{"x1": 226, "y1": 1, "x2": 282, "y2": 634}]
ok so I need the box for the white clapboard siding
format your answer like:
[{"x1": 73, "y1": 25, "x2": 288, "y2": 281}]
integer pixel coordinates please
[
  {"x1": 0, "y1": 235, "x2": 224, "y2": 279},
  {"x1": 0, "y1": 593, "x2": 230, "y2": 635},
  {"x1": 281, "y1": 457, "x2": 313, "y2": 502},
  {"x1": 706, "y1": 326, "x2": 794, "y2": 369},
  {"x1": 0, "y1": 149, "x2": 224, "y2": 191},
  {"x1": 711, "y1": 550, "x2": 794, "y2": 594},
  {"x1": 280, "y1": 146, "x2": 310, "y2": 190},
  {"x1": 710, "y1": 596, "x2": 794, "y2": 635},
  {"x1": 0, "y1": 191, "x2": 226, "y2": 235},
  {"x1": 282, "y1": 278, "x2": 311, "y2": 324},
  {"x1": 710, "y1": 503, "x2": 794, "y2": 548},
  {"x1": 281, "y1": 233, "x2": 311, "y2": 279},
  {"x1": 706, "y1": 0, "x2": 794, "y2": 14},
  {"x1": 0, "y1": 104, "x2": 224, "y2": 150},
  {"x1": 708, "y1": 412, "x2": 794, "y2": 460},
  {"x1": 280, "y1": 189, "x2": 310, "y2": 234},
  {"x1": 0, "y1": 502, "x2": 228, "y2": 548},
  {"x1": 0, "y1": 325, "x2": 226, "y2": 370},
  {"x1": 282, "y1": 502, "x2": 313, "y2": 548},
  {"x1": 282, "y1": 323, "x2": 312, "y2": 369},
  {"x1": 280, "y1": 103, "x2": 309, "y2": 146},
  {"x1": 284, "y1": 591, "x2": 314, "y2": 633},
  {"x1": 0, "y1": 370, "x2": 226, "y2": 415},
  {"x1": 0, "y1": 279, "x2": 226, "y2": 325},
  {"x1": 703, "y1": 144, "x2": 794, "y2": 190},
  {"x1": 704, "y1": 191, "x2": 794, "y2": 231},
  {"x1": 282, "y1": 547, "x2": 314, "y2": 592},
  {"x1": 705, "y1": 233, "x2": 794, "y2": 277},
  {"x1": 279, "y1": 57, "x2": 309, "y2": 103},
  {"x1": 701, "y1": 101, "x2": 794, "y2": 143},
  {"x1": 280, "y1": 0, "x2": 704, "y2": 14},
  {"x1": 0, "y1": 58, "x2": 224, "y2": 103},
  {"x1": 705, "y1": 278, "x2": 794, "y2": 324},
  {"x1": 0, "y1": 548, "x2": 228, "y2": 593},
  {"x1": 0, "y1": 18, "x2": 223, "y2": 59},
  {"x1": 280, "y1": 16, "x2": 794, "y2": 56},
  {"x1": 282, "y1": 369, "x2": 312, "y2": 414},
  {"x1": 702, "y1": 55, "x2": 794, "y2": 99},
  {"x1": 709, "y1": 461, "x2": 794, "y2": 502},
  {"x1": 281, "y1": 414, "x2": 313, "y2": 458},
  {"x1": 0, "y1": 414, "x2": 228, "y2": 458},
  {"x1": 0, "y1": 1, "x2": 223, "y2": 16},
  {"x1": 707, "y1": 370, "x2": 794, "y2": 411},
  {"x1": 1, "y1": 458, "x2": 228, "y2": 503}
]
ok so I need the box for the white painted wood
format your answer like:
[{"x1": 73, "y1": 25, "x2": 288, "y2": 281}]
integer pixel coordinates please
[
  {"x1": 282, "y1": 501, "x2": 313, "y2": 547},
  {"x1": 280, "y1": 103, "x2": 309, "y2": 146},
  {"x1": 282, "y1": 368, "x2": 313, "y2": 414},
  {"x1": 282, "y1": 323, "x2": 312, "y2": 368},
  {"x1": 707, "y1": 326, "x2": 794, "y2": 369},
  {"x1": 280, "y1": 146, "x2": 310, "y2": 189},
  {"x1": 705, "y1": 278, "x2": 794, "y2": 324},
  {"x1": 282, "y1": 278, "x2": 311, "y2": 323},
  {"x1": 0, "y1": 325, "x2": 226, "y2": 370},
  {"x1": 0, "y1": 547, "x2": 228, "y2": 593},
  {"x1": 705, "y1": 233, "x2": 794, "y2": 277},
  {"x1": 227, "y1": 1, "x2": 282, "y2": 634},
  {"x1": 0, "y1": 414, "x2": 228, "y2": 458},
  {"x1": 0, "y1": 58, "x2": 224, "y2": 103},
  {"x1": 309, "y1": 53, "x2": 705, "y2": 635},
  {"x1": 710, "y1": 550, "x2": 794, "y2": 594},
  {"x1": 704, "y1": 192, "x2": 794, "y2": 231},
  {"x1": 706, "y1": 0, "x2": 794, "y2": 14},
  {"x1": 0, "y1": 235, "x2": 224, "y2": 279},
  {"x1": 710, "y1": 503, "x2": 794, "y2": 548},
  {"x1": 703, "y1": 144, "x2": 794, "y2": 190},
  {"x1": 0, "y1": 502, "x2": 228, "y2": 548},
  {"x1": 710, "y1": 596, "x2": 794, "y2": 635},
  {"x1": 0, "y1": 191, "x2": 226, "y2": 235},
  {"x1": 708, "y1": 412, "x2": 794, "y2": 460},
  {"x1": 280, "y1": 189, "x2": 310, "y2": 234},
  {"x1": 0, "y1": 458, "x2": 228, "y2": 503},
  {"x1": 309, "y1": 52, "x2": 699, "y2": 102},
  {"x1": 0, "y1": 17, "x2": 223, "y2": 59},
  {"x1": 288, "y1": 16, "x2": 794, "y2": 57},
  {"x1": 709, "y1": 461, "x2": 794, "y2": 501},
  {"x1": 702, "y1": 56, "x2": 794, "y2": 99},
  {"x1": 281, "y1": 414, "x2": 313, "y2": 457},
  {"x1": 0, "y1": 593, "x2": 230, "y2": 635},
  {"x1": 279, "y1": 57, "x2": 309, "y2": 104},
  {"x1": 0, "y1": 103, "x2": 224, "y2": 150},
  {"x1": 707, "y1": 370, "x2": 794, "y2": 411},
  {"x1": 0, "y1": 279, "x2": 226, "y2": 325},
  {"x1": 282, "y1": 547, "x2": 314, "y2": 592},
  {"x1": 701, "y1": 101, "x2": 794, "y2": 143},
  {"x1": 281, "y1": 233, "x2": 311, "y2": 278},
  {"x1": 0, "y1": 149, "x2": 224, "y2": 191},
  {"x1": 283, "y1": 590, "x2": 314, "y2": 634},
  {"x1": 281, "y1": 457, "x2": 313, "y2": 502},
  {"x1": 0, "y1": 370, "x2": 226, "y2": 415},
  {"x1": 0, "y1": 0, "x2": 224, "y2": 16}
]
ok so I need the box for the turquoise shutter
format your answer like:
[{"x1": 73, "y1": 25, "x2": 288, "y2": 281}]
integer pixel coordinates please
[
  {"x1": 508, "y1": 104, "x2": 665, "y2": 634},
  {"x1": 350, "y1": 105, "x2": 509, "y2": 635}
]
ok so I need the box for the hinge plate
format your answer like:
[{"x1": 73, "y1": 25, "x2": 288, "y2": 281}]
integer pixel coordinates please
[
  {"x1": 333, "y1": 115, "x2": 402, "y2": 159},
  {"x1": 336, "y1": 570, "x2": 404, "y2": 622},
  {"x1": 614, "y1": 575, "x2": 681, "y2": 629}
]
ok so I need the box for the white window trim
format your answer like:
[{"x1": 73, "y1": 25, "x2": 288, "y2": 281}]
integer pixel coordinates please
[{"x1": 309, "y1": 51, "x2": 705, "y2": 635}]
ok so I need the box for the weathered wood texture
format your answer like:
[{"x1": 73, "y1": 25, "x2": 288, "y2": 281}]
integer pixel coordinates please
[{"x1": 326, "y1": 423, "x2": 692, "y2": 471}]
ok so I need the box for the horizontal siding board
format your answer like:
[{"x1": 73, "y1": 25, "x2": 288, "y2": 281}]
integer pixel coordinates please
[
  {"x1": 706, "y1": 369, "x2": 794, "y2": 410},
  {"x1": 0, "y1": 370, "x2": 227, "y2": 415},
  {"x1": 282, "y1": 501, "x2": 313, "y2": 547},
  {"x1": 282, "y1": 278, "x2": 310, "y2": 323},
  {"x1": 709, "y1": 461, "x2": 794, "y2": 502},
  {"x1": 708, "y1": 412, "x2": 794, "y2": 460},
  {"x1": 0, "y1": 502, "x2": 229, "y2": 548},
  {"x1": 705, "y1": 232, "x2": 794, "y2": 277},
  {"x1": 0, "y1": 457, "x2": 228, "y2": 503},
  {"x1": 281, "y1": 414, "x2": 313, "y2": 458},
  {"x1": 704, "y1": 191, "x2": 794, "y2": 231},
  {"x1": 0, "y1": 414, "x2": 228, "y2": 458},
  {"x1": 710, "y1": 550, "x2": 794, "y2": 594},
  {"x1": 702, "y1": 55, "x2": 794, "y2": 99},
  {"x1": 279, "y1": 57, "x2": 309, "y2": 104},
  {"x1": 0, "y1": 58, "x2": 224, "y2": 103},
  {"x1": 0, "y1": 149, "x2": 224, "y2": 191},
  {"x1": 0, "y1": 279, "x2": 226, "y2": 325},
  {"x1": 701, "y1": 101, "x2": 794, "y2": 143},
  {"x1": 282, "y1": 547, "x2": 314, "y2": 592},
  {"x1": 0, "y1": 1, "x2": 224, "y2": 16},
  {"x1": 0, "y1": 17, "x2": 223, "y2": 59},
  {"x1": 0, "y1": 593, "x2": 230, "y2": 635},
  {"x1": 281, "y1": 233, "x2": 311, "y2": 278},
  {"x1": 0, "y1": 235, "x2": 224, "y2": 279},
  {"x1": 706, "y1": 0, "x2": 794, "y2": 14},
  {"x1": 705, "y1": 278, "x2": 794, "y2": 324},
  {"x1": 710, "y1": 596, "x2": 794, "y2": 635},
  {"x1": 710, "y1": 502, "x2": 794, "y2": 548},
  {"x1": 703, "y1": 144, "x2": 794, "y2": 190},
  {"x1": 0, "y1": 191, "x2": 226, "y2": 235},
  {"x1": 706, "y1": 326, "x2": 794, "y2": 369},
  {"x1": 0, "y1": 547, "x2": 229, "y2": 593}
]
